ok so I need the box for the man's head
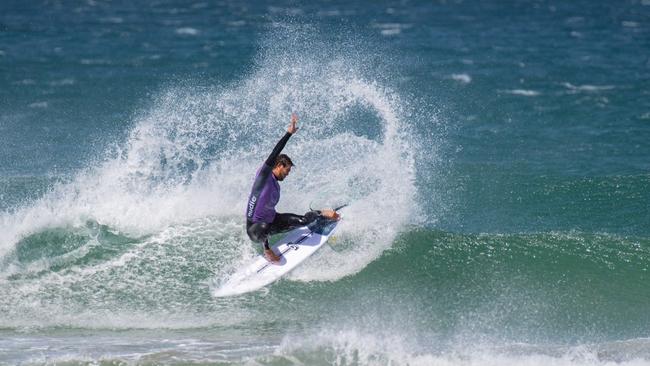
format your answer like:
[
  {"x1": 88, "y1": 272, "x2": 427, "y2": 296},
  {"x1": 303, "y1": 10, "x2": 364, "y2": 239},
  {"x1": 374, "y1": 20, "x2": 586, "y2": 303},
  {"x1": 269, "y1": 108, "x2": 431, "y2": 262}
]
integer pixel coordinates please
[{"x1": 272, "y1": 154, "x2": 293, "y2": 181}]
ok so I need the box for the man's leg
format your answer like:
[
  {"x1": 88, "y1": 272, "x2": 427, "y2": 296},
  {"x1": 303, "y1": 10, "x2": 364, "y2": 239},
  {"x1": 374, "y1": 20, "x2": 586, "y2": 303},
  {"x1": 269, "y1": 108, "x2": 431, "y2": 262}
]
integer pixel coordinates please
[
  {"x1": 247, "y1": 212, "x2": 321, "y2": 264},
  {"x1": 269, "y1": 211, "x2": 320, "y2": 234},
  {"x1": 246, "y1": 221, "x2": 281, "y2": 262}
]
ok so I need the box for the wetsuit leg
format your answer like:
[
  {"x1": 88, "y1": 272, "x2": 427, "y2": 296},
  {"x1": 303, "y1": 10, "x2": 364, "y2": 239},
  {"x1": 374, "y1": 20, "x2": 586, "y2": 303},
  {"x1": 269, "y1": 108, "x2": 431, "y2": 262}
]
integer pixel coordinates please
[
  {"x1": 246, "y1": 221, "x2": 272, "y2": 249},
  {"x1": 246, "y1": 211, "x2": 319, "y2": 250},
  {"x1": 269, "y1": 211, "x2": 320, "y2": 234}
]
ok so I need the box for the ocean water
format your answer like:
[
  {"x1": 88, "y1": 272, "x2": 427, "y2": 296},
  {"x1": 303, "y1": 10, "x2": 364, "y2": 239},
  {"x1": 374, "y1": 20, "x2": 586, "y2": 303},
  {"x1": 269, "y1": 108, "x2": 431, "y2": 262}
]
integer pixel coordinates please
[{"x1": 1, "y1": 0, "x2": 649, "y2": 365}]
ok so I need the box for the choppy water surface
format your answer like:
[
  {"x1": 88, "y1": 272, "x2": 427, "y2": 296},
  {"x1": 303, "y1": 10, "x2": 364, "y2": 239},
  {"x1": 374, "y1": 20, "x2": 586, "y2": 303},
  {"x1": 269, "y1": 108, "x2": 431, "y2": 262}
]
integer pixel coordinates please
[{"x1": 1, "y1": 1, "x2": 649, "y2": 365}]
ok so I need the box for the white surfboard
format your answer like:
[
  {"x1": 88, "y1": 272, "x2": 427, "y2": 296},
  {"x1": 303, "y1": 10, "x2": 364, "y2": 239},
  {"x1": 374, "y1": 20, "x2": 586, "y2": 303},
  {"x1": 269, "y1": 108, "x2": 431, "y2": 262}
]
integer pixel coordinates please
[{"x1": 213, "y1": 216, "x2": 340, "y2": 297}]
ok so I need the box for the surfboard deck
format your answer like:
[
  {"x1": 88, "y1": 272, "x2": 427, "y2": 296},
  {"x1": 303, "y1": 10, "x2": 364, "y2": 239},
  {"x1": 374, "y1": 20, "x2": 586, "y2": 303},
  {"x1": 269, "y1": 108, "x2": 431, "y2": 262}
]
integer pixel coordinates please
[{"x1": 213, "y1": 216, "x2": 340, "y2": 297}]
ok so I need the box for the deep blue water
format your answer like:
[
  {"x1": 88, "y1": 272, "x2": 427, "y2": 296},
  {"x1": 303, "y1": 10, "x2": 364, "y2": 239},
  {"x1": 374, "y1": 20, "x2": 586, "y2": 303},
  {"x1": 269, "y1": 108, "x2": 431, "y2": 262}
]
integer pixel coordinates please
[{"x1": 1, "y1": 1, "x2": 649, "y2": 364}]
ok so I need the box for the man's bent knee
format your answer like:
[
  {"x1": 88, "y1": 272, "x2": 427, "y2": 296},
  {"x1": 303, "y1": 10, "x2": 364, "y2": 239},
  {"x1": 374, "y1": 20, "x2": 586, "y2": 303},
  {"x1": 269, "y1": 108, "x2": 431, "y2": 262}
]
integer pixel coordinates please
[{"x1": 246, "y1": 222, "x2": 270, "y2": 243}]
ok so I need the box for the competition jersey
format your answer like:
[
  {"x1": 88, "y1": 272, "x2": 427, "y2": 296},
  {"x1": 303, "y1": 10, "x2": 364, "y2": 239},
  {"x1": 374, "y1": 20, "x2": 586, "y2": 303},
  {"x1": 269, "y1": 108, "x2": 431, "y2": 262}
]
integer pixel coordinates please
[{"x1": 245, "y1": 132, "x2": 292, "y2": 224}]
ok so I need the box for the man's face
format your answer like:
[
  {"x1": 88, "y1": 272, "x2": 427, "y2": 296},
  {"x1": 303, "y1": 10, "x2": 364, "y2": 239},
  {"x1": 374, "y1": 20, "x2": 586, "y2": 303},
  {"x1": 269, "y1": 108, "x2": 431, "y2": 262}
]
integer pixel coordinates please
[{"x1": 274, "y1": 164, "x2": 292, "y2": 181}]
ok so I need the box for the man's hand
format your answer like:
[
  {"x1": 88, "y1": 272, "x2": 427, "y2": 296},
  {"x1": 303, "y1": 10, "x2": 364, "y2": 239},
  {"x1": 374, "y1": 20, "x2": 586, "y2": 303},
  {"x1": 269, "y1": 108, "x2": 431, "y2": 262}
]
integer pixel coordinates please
[{"x1": 288, "y1": 113, "x2": 299, "y2": 134}]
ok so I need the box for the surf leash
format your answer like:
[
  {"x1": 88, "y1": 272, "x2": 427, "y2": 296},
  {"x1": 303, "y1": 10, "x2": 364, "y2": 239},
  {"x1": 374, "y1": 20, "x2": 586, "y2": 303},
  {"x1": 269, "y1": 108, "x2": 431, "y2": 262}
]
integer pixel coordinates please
[{"x1": 334, "y1": 203, "x2": 349, "y2": 212}]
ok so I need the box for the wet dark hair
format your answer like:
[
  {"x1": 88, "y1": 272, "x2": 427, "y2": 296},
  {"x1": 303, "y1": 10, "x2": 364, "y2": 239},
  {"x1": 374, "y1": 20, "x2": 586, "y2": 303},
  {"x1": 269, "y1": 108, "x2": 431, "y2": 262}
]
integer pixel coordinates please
[{"x1": 275, "y1": 154, "x2": 294, "y2": 167}]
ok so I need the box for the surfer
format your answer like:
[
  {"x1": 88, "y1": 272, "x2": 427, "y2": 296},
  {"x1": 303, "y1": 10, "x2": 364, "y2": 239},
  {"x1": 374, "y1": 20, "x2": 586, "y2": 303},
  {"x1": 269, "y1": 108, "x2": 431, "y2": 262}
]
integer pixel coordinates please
[{"x1": 245, "y1": 113, "x2": 339, "y2": 263}]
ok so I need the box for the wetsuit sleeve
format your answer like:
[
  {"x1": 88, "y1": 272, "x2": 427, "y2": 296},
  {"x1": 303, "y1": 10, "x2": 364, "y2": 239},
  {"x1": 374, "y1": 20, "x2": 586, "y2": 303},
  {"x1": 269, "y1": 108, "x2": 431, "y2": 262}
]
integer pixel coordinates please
[{"x1": 264, "y1": 132, "x2": 292, "y2": 168}]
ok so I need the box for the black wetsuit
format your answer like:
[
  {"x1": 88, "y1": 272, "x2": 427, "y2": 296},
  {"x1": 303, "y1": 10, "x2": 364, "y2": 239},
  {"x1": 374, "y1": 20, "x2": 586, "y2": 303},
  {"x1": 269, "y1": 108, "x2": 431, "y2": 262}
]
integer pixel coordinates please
[{"x1": 245, "y1": 131, "x2": 319, "y2": 249}]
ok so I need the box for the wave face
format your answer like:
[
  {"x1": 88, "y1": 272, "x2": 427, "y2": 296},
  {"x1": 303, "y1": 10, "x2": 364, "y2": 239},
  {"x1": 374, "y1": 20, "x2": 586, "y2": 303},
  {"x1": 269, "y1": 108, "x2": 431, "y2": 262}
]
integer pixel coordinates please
[
  {"x1": 2, "y1": 226, "x2": 649, "y2": 334},
  {"x1": 1, "y1": 228, "x2": 649, "y2": 364}
]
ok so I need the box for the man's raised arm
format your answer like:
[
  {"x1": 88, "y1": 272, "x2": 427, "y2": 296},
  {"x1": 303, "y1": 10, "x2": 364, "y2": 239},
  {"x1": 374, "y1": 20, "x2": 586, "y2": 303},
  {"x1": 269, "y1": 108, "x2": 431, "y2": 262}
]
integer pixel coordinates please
[{"x1": 263, "y1": 113, "x2": 299, "y2": 167}]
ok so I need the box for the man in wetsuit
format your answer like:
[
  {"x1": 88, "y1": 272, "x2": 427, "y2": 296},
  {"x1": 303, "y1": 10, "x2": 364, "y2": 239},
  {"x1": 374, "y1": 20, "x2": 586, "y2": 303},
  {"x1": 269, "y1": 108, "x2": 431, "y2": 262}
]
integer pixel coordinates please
[{"x1": 245, "y1": 113, "x2": 339, "y2": 263}]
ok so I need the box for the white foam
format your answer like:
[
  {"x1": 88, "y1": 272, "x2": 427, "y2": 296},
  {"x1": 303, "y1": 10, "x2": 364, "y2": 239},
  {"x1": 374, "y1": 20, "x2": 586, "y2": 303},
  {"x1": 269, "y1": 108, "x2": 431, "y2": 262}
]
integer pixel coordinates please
[
  {"x1": 381, "y1": 28, "x2": 402, "y2": 36},
  {"x1": 501, "y1": 89, "x2": 540, "y2": 97},
  {"x1": 28, "y1": 101, "x2": 48, "y2": 108},
  {"x1": 451, "y1": 73, "x2": 472, "y2": 84},
  {"x1": 176, "y1": 27, "x2": 200, "y2": 36},
  {"x1": 373, "y1": 23, "x2": 410, "y2": 36},
  {"x1": 562, "y1": 82, "x2": 615, "y2": 92},
  {"x1": 7, "y1": 332, "x2": 650, "y2": 365},
  {"x1": 278, "y1": 329, "x2": 650, "y2": 366}
]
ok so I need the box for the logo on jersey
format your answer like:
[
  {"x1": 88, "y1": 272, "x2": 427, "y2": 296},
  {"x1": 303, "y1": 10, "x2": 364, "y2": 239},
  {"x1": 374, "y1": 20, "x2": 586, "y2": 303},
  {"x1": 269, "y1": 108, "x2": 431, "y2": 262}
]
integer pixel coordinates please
[{"x1": 247, "y1": 196, "x2": 257, "y2": 218}]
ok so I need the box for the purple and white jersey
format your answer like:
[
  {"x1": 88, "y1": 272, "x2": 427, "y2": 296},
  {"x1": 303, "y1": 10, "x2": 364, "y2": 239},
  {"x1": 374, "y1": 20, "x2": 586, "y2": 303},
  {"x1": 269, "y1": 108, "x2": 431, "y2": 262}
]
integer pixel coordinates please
[{"x1": 245, "y1": 131, "x2": 292, "y2": 224}]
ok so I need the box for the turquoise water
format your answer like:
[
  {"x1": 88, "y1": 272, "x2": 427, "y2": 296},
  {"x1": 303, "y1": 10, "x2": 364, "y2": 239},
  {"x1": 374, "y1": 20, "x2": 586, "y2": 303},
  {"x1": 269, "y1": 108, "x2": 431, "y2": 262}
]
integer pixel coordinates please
[{"x1": 1, "y1": 1, "x2": 649, "y2": 364}]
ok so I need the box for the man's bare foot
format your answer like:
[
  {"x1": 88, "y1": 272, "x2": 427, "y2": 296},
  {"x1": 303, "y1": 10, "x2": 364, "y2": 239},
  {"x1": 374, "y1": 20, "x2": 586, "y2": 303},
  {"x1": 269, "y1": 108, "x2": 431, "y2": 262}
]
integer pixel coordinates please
[
  {"x1": 264, "y1": 249, "x2": 281, "y2": 263},
  {"x1": 320, "y1": 209, "x2": 340, "y2": 221}
]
